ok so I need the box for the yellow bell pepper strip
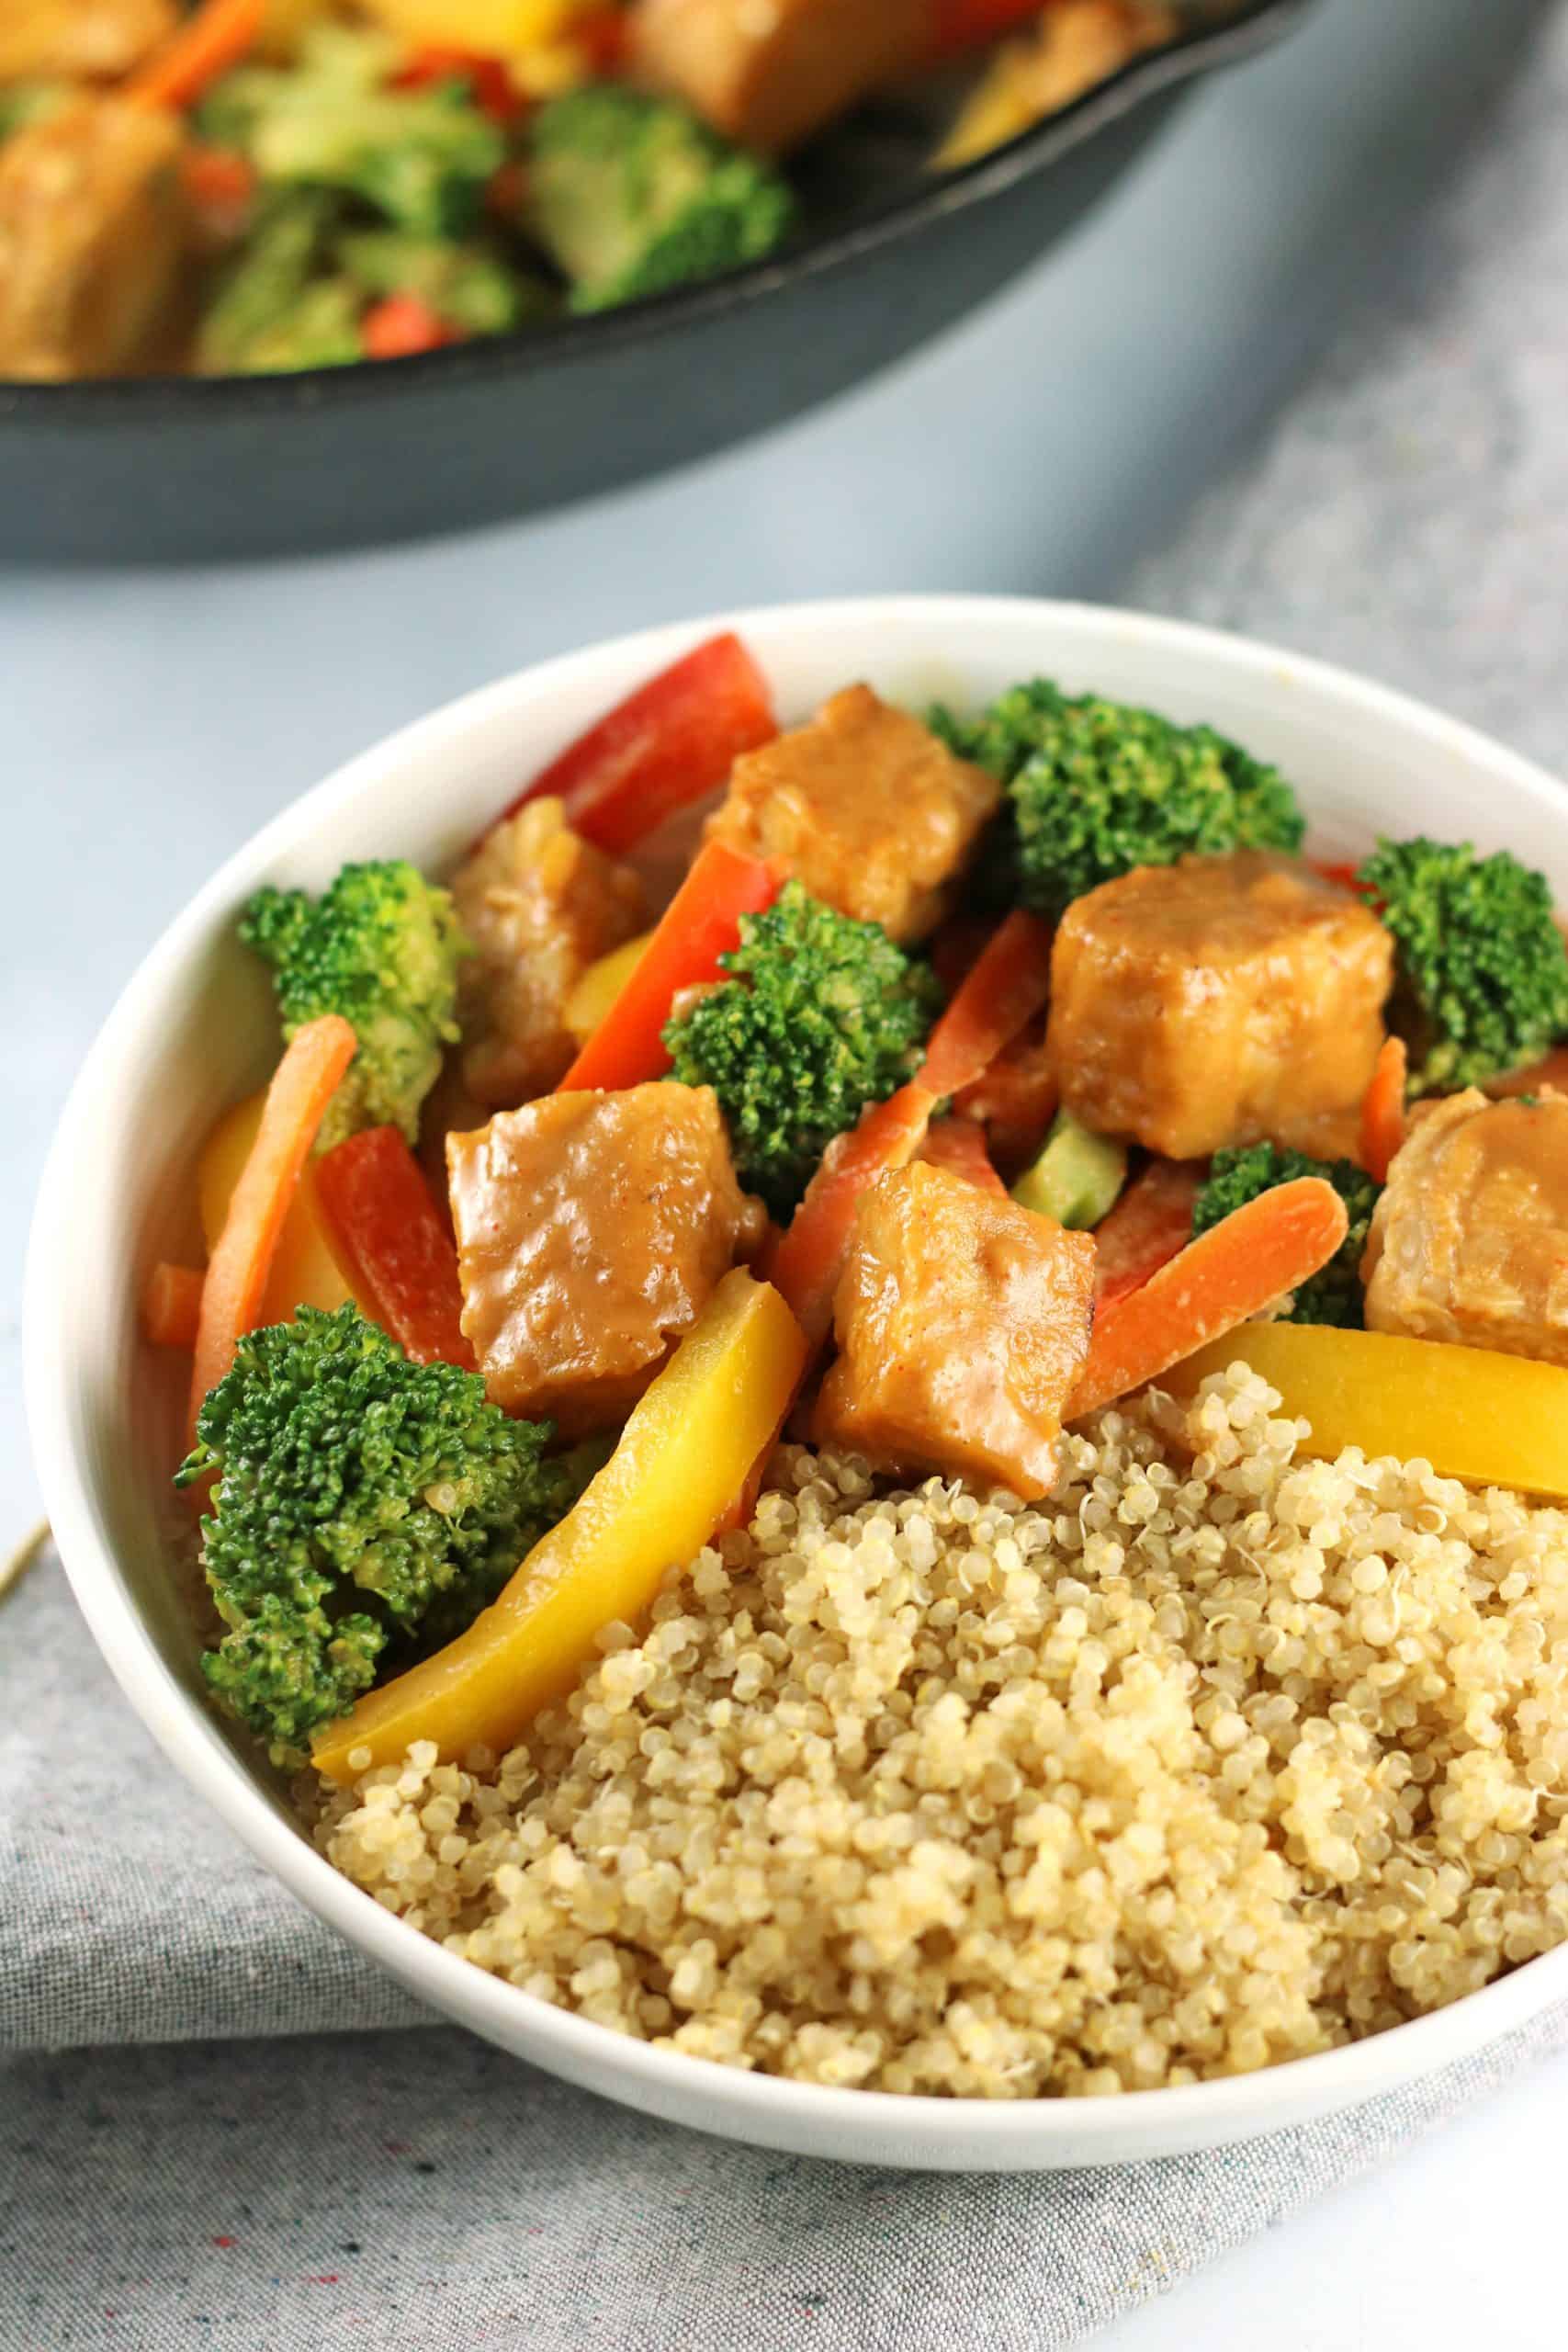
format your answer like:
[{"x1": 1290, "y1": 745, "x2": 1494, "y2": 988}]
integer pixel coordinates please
[
  {"x1": 1168, "y1": 1323, "x2": 1568, "y2": 1501},
  {"x1": 311, "y1": 1266, "x2": 807, "y2": 1779},
  {"x1": 199, "y1": 1089, "x2": 357, "y2": 1323},
  {"x1": 562, "y1": 927, "x2": 653, "y2": 1046}
]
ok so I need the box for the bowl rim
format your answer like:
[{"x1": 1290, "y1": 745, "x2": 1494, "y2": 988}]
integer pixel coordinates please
[
  {"x1": 27, "y1": 591, "x2": 1568, "y2": 2159},
  {"x1": 0, "y1": 0, "x2": 1314, "y2": 420}
]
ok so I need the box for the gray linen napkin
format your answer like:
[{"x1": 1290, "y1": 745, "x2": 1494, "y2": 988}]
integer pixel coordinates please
[{"x1": 7, "y1": 1542, "x2": 1568, "y2": 2352}]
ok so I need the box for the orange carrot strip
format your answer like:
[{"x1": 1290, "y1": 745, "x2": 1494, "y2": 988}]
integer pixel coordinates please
[
  {"x1": 129, "y1": 0, "x2": 265, "y2": 108},
  {"x1": 917, "y1": 910, "x2": 1055, "y2": 1100},
  {"x1": 1091, "y1": 1159, "x2": 1202, "y2": 1308},
  {"x1": 141, "y1": 1262, "x2": 205, "y2": 1351},
  {"x1": 920, "y1": 1114, "x2": 1008, "y2": 1196},
  {"x1": 558, "y1": 837, "x2": 778, "y2": 1093},
  {"x1": 187, "y1": 1013, "x2": 357, "y2": 1447},
  {"x1": 1359, "y1": 1035, "x2": 1408, "y2": 1183},
  {"x1": 762, "y1": 1082, "x2": 937, "y2": 1352},
  {"x1": 314, "y1": 1125, "x2": 475, "y2": 1368},
  {"x1": 1066, "y1": 1177, "x2": 1349, "y2": 1420}
]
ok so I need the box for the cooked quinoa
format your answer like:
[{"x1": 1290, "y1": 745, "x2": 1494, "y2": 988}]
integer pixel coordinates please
[{"x1": 311, "y1": 1365, "x2": 1568, "y2": 2098}]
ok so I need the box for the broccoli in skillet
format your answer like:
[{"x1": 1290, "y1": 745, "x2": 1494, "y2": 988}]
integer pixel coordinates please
[
  {"x1": 1357, "y1": 837, "x2": 1568, "y2": 1095},
  {"x1": 1192, "y1": 1144, "x2": 1382, "y2": 1329},
  {"x1": 178, "y1": 1305, "x2": 570, "y2": 1765},
  {"x1": 200, "y1": 25, "x2": 503, "y2": 238},
  {"x1": 663, "y1": 880, "x2": 942, "y2": 1220},
  {"x1": 241, "y1": 859, "x2": 466, "y2": 1151},
  {"x1": 527, "y1": 84, "x2": 795, "y2": 314},
  {"x1": 931, "y1": 681, "x2": 1304, "y2": 919},
  {"x1": 197, "y1": 193, "x2": 547, "y2": 374}
]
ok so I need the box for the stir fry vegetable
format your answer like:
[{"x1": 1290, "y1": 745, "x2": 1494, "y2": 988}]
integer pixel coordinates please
[
  {"x1": 1066, "y1": 1177, "x2": 1350, "y2": 1419},
  {"x1": 935, "y1": 679, "x2": 1305, "y2": 920},
  {"x1": 0, "y1": 1, "x2": 1183, "y2": 381},
  {"x1": 664, "y1": 880, "x2": 942, "y2": 1218},
  {"x1": 182, "y1": 1301, "x2": 570, "y2": 1762},
  {"x1": 149, "y1": 628, "x2": 1568, "y2": 1804},
  {"x1": 1170, "y1": 1324, "x2": 1568, "y2": 1502},
  {"x1": 560, "y1": 835, "x2": 777, "y2": 1091},
  {"x1": 1190, "y1": 1142, "x2": 1382, "y2": 1331},
  {"x1": 310, "y1": 1266, "x2": 807, "y2": 1775},
  {"x1": 493, "y1": 629, "x2": 776, "y2": 855},
  {"x1": 314, "y1": 1123, "x2": 474, "y2": 1365},
  {"x1": 187, "y1": 1012, "x2": 359, "y2": 1445},
  {"x1": 1359, "y1": 836, "x2": 1568, "y2": 1095},
  {"x1": 241, "y1": 857, "x2": 466, "y2": 1149}
]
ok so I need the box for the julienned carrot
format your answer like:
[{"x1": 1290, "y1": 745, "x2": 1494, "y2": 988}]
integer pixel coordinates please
[
  {"x1": 314, "y1": 1125, "x2": 475, "y2": 1369},
  {"x1": 488, "y1": 633, "x2": 777, "y2": 857},
  {"x1": 129, "y1": 0, "x2": 265, "y2": 109},
  {"x1": 142, "y1": 1262, "x2": 204, "y2": 1351},
  {"x1": 362, "y1": 295, "x2": 457, "y2": 361},
  {"x1": 763, "y1": 1082, "x2": 938, "y2": 1351},
  {"x1": 187, "y1": 1014, "x2": 357, "y2": 1448},
  {"x1": 917, "y1": 910, "x2": 1055, "y2": 1100},
  {"x1": 1091, "y1": 1159, "x2": 1202, "y2": 1307},
  {"x1": 558, "y1": 838, "x2": 778, "y2": 1092},
  {"x1": 1066, "y1": 1176, "x2": 1349, "y2": 1420},
  {"x1": 921, "y1": 1114, "x2": 1008, "y2": 1196},
  {"x1": 1359, "y1": 1035, "x2": 1408, "y2": 1183}
]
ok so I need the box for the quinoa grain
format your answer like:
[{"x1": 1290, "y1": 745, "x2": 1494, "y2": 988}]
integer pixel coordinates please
[{"x1": 310, "y1": 1366, "x2": 1568, "y2": 2097}]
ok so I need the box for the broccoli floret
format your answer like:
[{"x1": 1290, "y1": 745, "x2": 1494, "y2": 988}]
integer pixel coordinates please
[
  {"x1": 1357, "y1": 837, "x2": 1568, "y2": 1095},
  {"x1": 203, "y1": 26, "x2": 503, "y2": 237},
  {"x1": 197, "y1": 189, "x2": 354, "y2": 374},
  {"x1": 528, "y1": 85, "x2": 794, "y2": 314},
  {"x1": 178, "y1": 1306, "x2": 570, "y2": 1764},
  {"x1": 0, "y1": 82, "x2": 69, "y2": 141},
  {"x1": 662, "y1": 880, "x2": 942, "y2": 1219},
  {"x1": 933, "y1": 680, "x2": 1304, "y2": 919},
  {"x1": 339, "y1": 228, "x2": 551, "y2": 335},
  {"x1": 241, "y1": 859, "x2": 466, "y2": 1150},
  {"x1": 1192, "y1": 1144, "x2": 1382, "y2": 1329}
]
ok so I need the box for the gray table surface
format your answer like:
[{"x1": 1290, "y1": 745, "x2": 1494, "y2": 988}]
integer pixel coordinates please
[{"x1": 5, "y1": 0, "x2": 1568, "y2": 2343}]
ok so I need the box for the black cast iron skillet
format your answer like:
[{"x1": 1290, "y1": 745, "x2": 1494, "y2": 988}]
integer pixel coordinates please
[{"x1": 0, "y1": 0, "x2": 1314, "y2": 565}]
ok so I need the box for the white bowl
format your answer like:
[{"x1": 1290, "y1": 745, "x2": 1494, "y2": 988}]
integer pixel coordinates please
[{"x1": 27, "y1": 596, "x2": 1568, "y2": 2171}]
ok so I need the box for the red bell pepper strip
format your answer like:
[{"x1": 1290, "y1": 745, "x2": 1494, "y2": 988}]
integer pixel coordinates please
[
  {"x1": 180, "y1": 145, "x2": 257, "y2": 235},
  {"x1": 920, "y1": 1114, "x2": 1008, "y2": 1196},
  {"x1": 142, "y1": 1262, "x2": 205, "y2": 1351},
  {"x1": 930, "y1": 0, "x2": 1052, "y2": 55},
  {"x1": 488, "y1": 633, "x2": 777, "y2": 857},
  {"x1": 762, "y1": 1082, "x2": 938, "y2": 1351},
  {"x1": 558, "y1": 838, "x2": 779, "y2": 1092},
  {"x1": 573, "y1": 10, "x2": 628, "y2": 72},
  {"x1": 393, "y1": 46, "x2": 524, "y2": 122},
  {"x1": 1359, "y1": 1035, "x2": 1408, "y2": 1183},
  {"x1": 362, "y1": 296, "x2": 457, "y2": 361},
  {"x1": 1090, "y1": 1159, "x2": 1202, "y2": 1308},
  {"x1": 314, "y1": 1126, "x2": 476, "y2": 1368},
  {"x1": 918, "y1": 910, "x2": 1055, "y2": 1099}
]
